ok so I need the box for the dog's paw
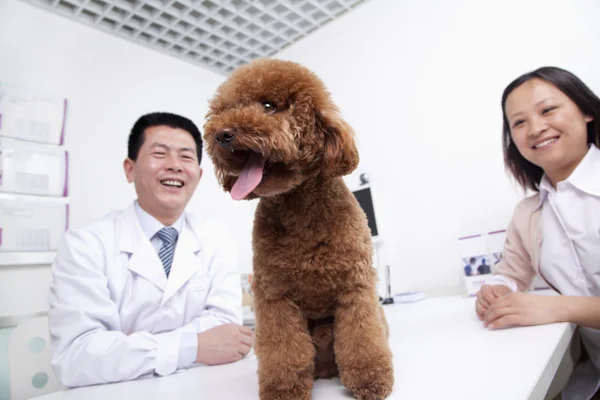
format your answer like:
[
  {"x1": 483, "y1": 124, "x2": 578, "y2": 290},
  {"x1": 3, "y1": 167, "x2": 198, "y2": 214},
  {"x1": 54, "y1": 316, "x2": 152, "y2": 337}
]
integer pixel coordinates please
[
  {"x1": 259, "y1": 382, "x2": 312, "y2": 400},
  {"x1": 341, "y1": 363, "x2": 394, "y2": 400}
]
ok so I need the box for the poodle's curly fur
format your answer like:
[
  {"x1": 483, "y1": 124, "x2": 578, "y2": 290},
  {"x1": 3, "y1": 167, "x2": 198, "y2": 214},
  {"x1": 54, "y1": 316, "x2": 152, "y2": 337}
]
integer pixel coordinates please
[{"x1": 203, "y1": 58, "x2": 394, "y2": 400}]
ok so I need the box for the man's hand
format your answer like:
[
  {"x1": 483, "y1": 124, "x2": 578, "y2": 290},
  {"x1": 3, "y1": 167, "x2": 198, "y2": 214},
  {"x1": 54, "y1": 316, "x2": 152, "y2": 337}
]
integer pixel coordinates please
[
  {"x1": 475, "y1": 284, "x2": 512, "y2": 320},
  {"x1": 196, "y1": 324, "x2": 253, "y2": 365},
  {"x1": 483, "y1": 292, "x2": 561, "y2": 329}
]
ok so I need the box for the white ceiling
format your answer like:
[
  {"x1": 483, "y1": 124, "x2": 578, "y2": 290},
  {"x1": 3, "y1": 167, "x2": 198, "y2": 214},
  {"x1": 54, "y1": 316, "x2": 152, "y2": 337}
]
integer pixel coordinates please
[{"x1": 23, "y1": 0, "x2": 368, "y2": 75}]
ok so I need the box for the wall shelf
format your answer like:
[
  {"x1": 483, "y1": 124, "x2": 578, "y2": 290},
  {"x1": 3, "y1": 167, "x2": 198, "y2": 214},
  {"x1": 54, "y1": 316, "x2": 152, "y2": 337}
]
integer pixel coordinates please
[
  {"x1": 0, "y1": 310, "x2": 48, "y2": 328},
  {"x1": 0, "y1": 252, "x2": 56, "y2": 266}
]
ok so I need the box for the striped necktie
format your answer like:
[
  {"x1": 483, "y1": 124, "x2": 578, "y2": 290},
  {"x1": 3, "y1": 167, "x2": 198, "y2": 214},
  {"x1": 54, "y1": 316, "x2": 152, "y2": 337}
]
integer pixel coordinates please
[{"x1": 156, "y1": 227, "x2": 178, "y2": 277}]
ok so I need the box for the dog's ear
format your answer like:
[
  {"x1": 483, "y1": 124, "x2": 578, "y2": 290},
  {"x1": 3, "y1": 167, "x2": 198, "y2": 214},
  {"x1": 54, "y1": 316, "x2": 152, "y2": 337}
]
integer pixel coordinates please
[{"x1": 316, "y1": 109, "x2": 359, "y2": 177}]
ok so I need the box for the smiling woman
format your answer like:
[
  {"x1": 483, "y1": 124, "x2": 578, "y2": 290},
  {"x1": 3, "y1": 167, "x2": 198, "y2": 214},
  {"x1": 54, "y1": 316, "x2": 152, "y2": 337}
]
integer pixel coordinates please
[
  {"x1": 500, "y1": 67, "x2": 600, "y2": 192},
  {"x1": 476, "y1": 67, "x2": 600, "y2": 400}
]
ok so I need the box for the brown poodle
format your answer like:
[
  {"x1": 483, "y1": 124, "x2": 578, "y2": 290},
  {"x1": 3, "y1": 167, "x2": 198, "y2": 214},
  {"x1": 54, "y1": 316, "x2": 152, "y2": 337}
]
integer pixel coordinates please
[{"x1": 203, "y1": 58, "x2": 394, "y2": 400}]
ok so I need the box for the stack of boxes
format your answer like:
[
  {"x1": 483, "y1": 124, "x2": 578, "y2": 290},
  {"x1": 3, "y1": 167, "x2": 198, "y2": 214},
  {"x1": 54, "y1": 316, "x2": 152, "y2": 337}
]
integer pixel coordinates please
[{"x1": 0, "y1": 83, "x2": 69, "y2": 255}]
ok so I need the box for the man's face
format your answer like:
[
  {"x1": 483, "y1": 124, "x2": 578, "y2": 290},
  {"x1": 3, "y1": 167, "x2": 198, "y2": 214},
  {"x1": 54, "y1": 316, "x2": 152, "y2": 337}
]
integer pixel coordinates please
[{"x1": 124, "y1": 125, "x2": 202, "y2": 222}]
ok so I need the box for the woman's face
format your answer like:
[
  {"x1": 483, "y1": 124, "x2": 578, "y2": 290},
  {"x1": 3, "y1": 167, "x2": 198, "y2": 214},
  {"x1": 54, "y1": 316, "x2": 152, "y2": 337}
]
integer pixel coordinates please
[{"x1": 505, "y1": 78, "x2": 593, "y2": 182}]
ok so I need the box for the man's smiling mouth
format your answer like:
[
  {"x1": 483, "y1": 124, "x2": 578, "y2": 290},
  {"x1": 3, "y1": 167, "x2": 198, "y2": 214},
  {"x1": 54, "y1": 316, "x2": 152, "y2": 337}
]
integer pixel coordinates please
[{"x1": 161, "y1": 179, "x2": 184, "y2": 187}]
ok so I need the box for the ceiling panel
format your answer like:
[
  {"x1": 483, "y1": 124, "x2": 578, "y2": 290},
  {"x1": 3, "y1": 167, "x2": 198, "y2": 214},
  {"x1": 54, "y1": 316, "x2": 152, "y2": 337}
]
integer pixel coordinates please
[{"x1": 22, "y1": 0, "x2": 369, "y2": 75}]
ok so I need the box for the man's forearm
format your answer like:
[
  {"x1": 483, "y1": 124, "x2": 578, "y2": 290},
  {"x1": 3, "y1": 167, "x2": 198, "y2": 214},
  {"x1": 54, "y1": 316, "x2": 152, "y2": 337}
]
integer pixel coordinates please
[
  {"x1": 52, "y1": 321, "x2": 200, "y2": 387},
  {"x1": 555, "y1": 296, "x2": 600, "y2": 329}
]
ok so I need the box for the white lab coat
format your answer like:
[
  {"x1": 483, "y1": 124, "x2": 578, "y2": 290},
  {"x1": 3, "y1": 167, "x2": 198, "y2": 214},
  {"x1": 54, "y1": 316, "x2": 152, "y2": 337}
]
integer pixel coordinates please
[{"x1": 48, "y1": 203, "x2": 242, "y2": 387}]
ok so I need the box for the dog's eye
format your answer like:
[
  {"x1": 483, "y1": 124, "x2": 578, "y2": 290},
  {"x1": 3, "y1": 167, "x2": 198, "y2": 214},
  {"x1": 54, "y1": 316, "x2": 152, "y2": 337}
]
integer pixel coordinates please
[{"x1": 262, "y1": 102, "x2": 276, "y2": 114}]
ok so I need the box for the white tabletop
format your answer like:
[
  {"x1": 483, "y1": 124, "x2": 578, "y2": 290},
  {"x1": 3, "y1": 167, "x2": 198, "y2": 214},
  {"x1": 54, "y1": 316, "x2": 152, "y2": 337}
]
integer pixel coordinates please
[{"x1": 33, "y1": 292, "x2": 575, "y2": 400}]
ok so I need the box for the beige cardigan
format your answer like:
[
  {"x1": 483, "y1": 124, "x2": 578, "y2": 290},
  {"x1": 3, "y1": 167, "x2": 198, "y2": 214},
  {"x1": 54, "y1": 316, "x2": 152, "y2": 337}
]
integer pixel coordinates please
[{"x1": 492, "y1": 194, "x2": 557, "y2": 292}]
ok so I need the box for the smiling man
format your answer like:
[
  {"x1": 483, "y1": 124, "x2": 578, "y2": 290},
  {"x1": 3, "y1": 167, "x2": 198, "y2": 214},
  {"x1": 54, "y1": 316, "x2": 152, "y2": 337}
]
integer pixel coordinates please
[{"x1": 48, "y1": 112, "x2": 253, "y2": 388}]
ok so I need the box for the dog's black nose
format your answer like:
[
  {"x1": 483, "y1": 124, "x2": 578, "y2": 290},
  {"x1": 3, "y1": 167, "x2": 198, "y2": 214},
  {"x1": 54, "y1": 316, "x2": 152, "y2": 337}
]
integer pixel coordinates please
[{"x1": 215, "y1": 128, "x2": 237, "y2": 147}]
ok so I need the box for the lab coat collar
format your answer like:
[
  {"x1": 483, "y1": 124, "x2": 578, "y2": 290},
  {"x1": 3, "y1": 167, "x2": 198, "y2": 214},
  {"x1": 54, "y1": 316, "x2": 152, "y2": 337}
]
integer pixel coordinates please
[
  {"x1": 119, "y1": 204, "x2": 167, "y2": 291},
  {"x1": 161, "y1": 221, "x2": 203, "y2": 306},
  {"x1": 119, "y1": 204, "x2": 203, "y2": 303}
]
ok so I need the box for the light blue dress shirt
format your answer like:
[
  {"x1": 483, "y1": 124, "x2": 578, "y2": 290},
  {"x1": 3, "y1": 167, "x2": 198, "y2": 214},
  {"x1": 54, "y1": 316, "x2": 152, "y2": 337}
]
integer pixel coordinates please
[{"x1": 134, "y1": 200, "x2": 198, "y2": 369}]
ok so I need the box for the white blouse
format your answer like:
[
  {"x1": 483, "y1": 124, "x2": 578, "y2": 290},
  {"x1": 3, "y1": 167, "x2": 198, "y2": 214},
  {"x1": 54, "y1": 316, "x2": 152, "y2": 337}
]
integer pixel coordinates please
[{"x1": 538, "y1": 144, "x2": 600, "y2": 400}]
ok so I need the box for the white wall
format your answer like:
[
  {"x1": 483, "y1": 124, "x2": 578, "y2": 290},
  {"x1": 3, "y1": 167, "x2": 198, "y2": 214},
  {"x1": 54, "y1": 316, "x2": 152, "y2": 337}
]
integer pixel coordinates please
[
  {"x1": 2, "y1": 0, "x2": 600, "y2": 317},
  {"x1": 0, "y1": 0, "x2": 251, "y2": 316},
  {"x1": 275, "y1": 0, "x2": 600, "y2": 296}
]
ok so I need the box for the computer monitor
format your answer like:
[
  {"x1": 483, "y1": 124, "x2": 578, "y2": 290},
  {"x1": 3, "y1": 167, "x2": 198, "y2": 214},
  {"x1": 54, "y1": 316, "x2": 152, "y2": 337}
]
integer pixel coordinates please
[{"x1": 352, "y1": 185, "x2": 379, "y2": 239}]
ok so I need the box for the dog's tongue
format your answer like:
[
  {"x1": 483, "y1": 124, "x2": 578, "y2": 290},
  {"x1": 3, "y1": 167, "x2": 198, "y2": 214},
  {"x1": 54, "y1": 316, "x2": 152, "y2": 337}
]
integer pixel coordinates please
[{"x1": 231, "y1": 152, "x2": 266, "y2": 200}]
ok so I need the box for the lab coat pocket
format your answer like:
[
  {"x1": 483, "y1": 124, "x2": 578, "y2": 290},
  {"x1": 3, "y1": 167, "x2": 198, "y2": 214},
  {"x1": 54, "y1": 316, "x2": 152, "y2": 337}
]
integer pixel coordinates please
[
  {"x1": 187, "y1": 273, "x2": 210, "y2": 292},
  {"x1": 186, "y1": 273, "x2": 210, "y2": 313}
]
